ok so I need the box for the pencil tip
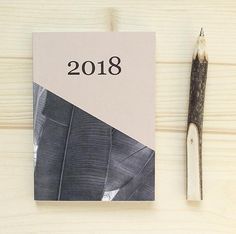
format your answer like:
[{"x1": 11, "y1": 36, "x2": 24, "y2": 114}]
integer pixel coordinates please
[{"x1": 200, "y1": 28, "x2": 204, "y2": 36}]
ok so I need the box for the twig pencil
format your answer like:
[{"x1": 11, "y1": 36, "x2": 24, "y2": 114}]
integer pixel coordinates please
[{"x1": 186, "y1": 28, "x2": 208, "y2": 201}]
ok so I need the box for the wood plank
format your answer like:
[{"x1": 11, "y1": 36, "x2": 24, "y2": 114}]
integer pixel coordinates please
[
  {"x1": 1, "y1": 58, "x2": 236, "y2": 133},
  {"x1": 0, "y1": 1, "x2": 236, "y2": 63},
  {"x1": 156, "y1": 62, "x2": 236, "y2": 133},
  {"x1": 0, "y1": 129, "x2": 235, "y2": 233}
]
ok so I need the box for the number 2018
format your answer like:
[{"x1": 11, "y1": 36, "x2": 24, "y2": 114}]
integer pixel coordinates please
[{"x1": 68, "y1": 56, "x2": 121, "y2": 76}]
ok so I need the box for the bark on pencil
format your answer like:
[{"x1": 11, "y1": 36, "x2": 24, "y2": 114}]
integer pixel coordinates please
[{"x1": 186, "y1": 28, "x2": 208, "y2": 201}]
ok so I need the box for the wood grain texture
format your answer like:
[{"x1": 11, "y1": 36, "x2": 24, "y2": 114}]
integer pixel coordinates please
[
  {"x1": 0, "y1": 0, "x2": 236, "y2": 233},
  {"x1": 1, "y1": 0, "x2": 236, "y2": 63}
]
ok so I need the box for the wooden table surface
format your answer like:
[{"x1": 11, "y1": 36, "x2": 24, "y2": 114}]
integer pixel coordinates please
[{"x1": 0, "y1": 1, "x2": 236, "y2": 233}]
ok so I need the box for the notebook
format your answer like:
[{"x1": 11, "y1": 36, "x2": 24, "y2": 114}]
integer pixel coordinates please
[{"x1": 33, "y1": 32, "x2": 156, "y2": 201}]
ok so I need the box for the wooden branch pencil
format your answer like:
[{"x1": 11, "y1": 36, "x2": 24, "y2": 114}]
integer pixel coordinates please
[{"x1": 186, "y1": 28, "x2": 208, "y2": 201}]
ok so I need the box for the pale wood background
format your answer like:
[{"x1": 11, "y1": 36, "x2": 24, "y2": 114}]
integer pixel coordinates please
[{"x1": 0, "y1": 0, "x2": 236, "y2": 233}]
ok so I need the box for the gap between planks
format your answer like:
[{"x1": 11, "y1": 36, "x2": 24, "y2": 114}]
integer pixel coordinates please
[
  {"x1": 0, "y1": 125, "x2": 236, "y2": 136},
  {"x1": 1, "y1": 57, "x2": 236, "y2": 67}
]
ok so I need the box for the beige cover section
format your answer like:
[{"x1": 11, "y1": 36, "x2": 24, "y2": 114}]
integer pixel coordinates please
[{"x1": 33, "y1": 32, "x2": 155, "y2": 149}]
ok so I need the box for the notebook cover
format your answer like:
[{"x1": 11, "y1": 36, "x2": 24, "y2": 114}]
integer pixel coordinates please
[{"x1": 33, "y1": 32, "x2": 156, "y2": 201}]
